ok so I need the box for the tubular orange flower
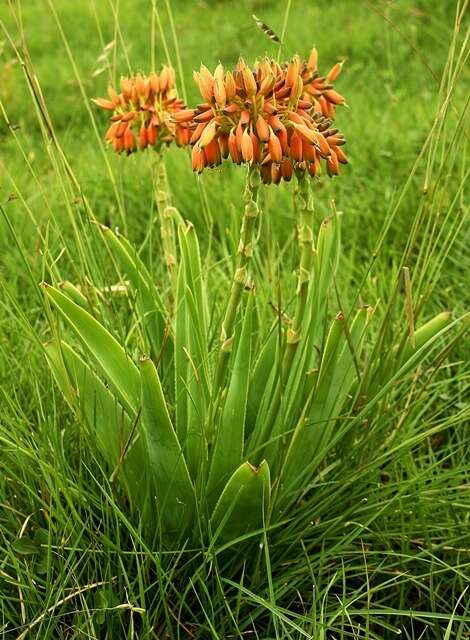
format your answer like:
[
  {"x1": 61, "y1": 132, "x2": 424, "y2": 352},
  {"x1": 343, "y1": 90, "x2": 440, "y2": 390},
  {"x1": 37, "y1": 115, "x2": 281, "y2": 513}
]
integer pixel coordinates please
[
  {"x1": 302, "y1": 47, "x2": 347, "y2": 118},
  {"x1": 186, "y1": 51, "x2": 348, "y2": 184},
  {"x1": 93, "y1": 66, "x2": 190, "y2": 154}
]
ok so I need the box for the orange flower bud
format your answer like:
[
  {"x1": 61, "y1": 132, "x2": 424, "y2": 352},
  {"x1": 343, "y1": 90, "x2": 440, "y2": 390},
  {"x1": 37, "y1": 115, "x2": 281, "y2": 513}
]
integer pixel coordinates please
[
  {"x1": 239, "y1": 110, "x2": 250, "y2": 126},
  {"x1": 263, "y1": 101, "x2": 278, "y2": 115},
  {"x1": 173, "y1": 109, "x2": 196, "y2": 123},
  {"x1": 105, "y1": 122, "x2": 119, "y2": 141},
  {"x1": 223, "y1": 103, "x2": 239, "y2": 115},
  {"x1": 260, "y1": 163, "x2": 272, "y2": 184},
  {"x1": 275, "y1": 85, "x2": 291, "y2": 100},
  {"x1": 285, "y1": 56, "x2": 300, "y2": 87},
  {"x1": 318, "y1": 95, "x2": 335, "y2": 117},
  {"x1": 228, "y1": 130, "x2": 242, "y2": 163},
  {"x1": 115, "y1": 121, "x2": 128, "y2": 138},
  {"x1": 241, "y1": 128, "x2": 254, "y2": 162},
  {"x1": 323, "y1": 89, "x2": 345, "y2": 105},
  {"x1": 268, "y1": 130, "x2": 282, "y2": 163},
  {"x1": 195, "y1": 65, "x2": 214, "y2": 101},
  {"x1": 287, "y1": 111, "x2": 304, "y2": 125},
  {"x1": 159, "y1": 67, "x2": 170, "y2": 92},
  {"x1": 214, "y1": 78, "x2": 226, "y2": 107},
  {"x1": 93, "y1": 97, "x2": 116, "y2": 110},
  {"x1": 277, "y1": 127, "x2": 288, "y2": 152},
  {"x1": 291, "y1": 122, "x2": 315, "y2": 144},
  {"x1": 250, "y1": 131, "x2": 261, "y2": 162},
  {"x1": 107, "y1": 85, "x2": 120, "y2": 105},
  {"x1": 271, "y1": 162, "x2": 282, "y2": 184},
  {"x1": 290, "y1": 130, "x2": 303, "y2": 161},
  {"x1": 267, "y1": 115, "x2": 284, "y2": 132},
  {"x1": 218, "y1": 133, "x2": 229, "y2": 158},
  {"x1": 147, "y1": 125, "x2": 157, "y2": 145},
  {"x1": 139, "y1": 125, "x2": 148, "y2": 148},
  {"x1": 167, "y1": 67, "x2": 176, "y2": 90},
  {"x1": 225, "y1": 72, "x2": 237, "y2": 100},
  {"x1": 194, "y1": 109, "x2": 214, "y2": 123},
  {"x1": 242, "y1": 67, "x2": 257, "y2": 96},
  {"x1": 149, "y1": 73, "x2": 160, "y2": 93},
  {"x1": 135, "y1": 73, "x2": 146, "y2": 97},
  {"x1": 302, "y1": 139, "x2": 316, "y2": 162},
  {"x1": 281, "y1": 158, "x2": 293, "y2": 181},
  {"x1": 333, "y1": 145, "x2": 348, "y2": 164},
  {"x1": 307, "y1": 47, "x2": 318, "y2": 71},
  {"x1": 192, "y1": 145, "x2": 206, "y2": 173},
  {"x1": 175, "y1": 125, "x2": 191, "y2": 147},
  {"x1": 190, "y1": 122, "x2": 207, "y2": 145},
  {"x1": 297, "y1": 99, "x2": 312, "y2": 110},
  {"x1": 290, "y1": 76, "x2": 304, "y2": 101},
  {"x1": 123, "y1": 127, "x2": 135, "y2": 152},
  {"x1": 232, "y1": 124, "x2": 242, "y2": 155},
  {"x1": 204, "y1": 139, "x2": 221, "y2": 167},
  {"x1": 326, "y1": 61, "x2": 343, "y2": 82},
  {"x1": 255, "y1": 115, "x2": 270, "y2": 142},
  {"x1": 327, "y1": 149, "x2": 339, "y2": 176},
  {"x1": 120, "y1": 111, "x2": 135, "y2": 123},
  {"x1": 112, "y1": 137, "x2": 123, "y2": 153},
  {"x1": 326, "y1": 135, "x2": 346, "y2": 146},
  {"x1": 198, "y1": 120, "x2": 217, "y2": 148},
  {"x1": 259, "y1": 73, "x2": 275, "y2": 96},
  {"x1": 313, "y1": 131, "x2": 331, "y2": 157},
  {"x1": 120, "y1": 77, "x2": 132, "y2": 101}
]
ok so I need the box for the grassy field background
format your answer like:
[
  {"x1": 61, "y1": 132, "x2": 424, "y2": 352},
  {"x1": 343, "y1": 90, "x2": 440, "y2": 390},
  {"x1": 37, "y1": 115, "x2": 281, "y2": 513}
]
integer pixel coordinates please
[{"x1": 0, "y1": 0, "x2": 469, "y2": 638}]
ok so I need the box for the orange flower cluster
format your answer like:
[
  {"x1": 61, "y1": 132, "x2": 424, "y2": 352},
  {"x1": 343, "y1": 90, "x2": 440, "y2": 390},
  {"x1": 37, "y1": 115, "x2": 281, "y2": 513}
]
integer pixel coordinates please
[
  {"x1": 180, "y1": 50, "x2": 348, "y2": 184},
  {"x1": 93, "y1": 67, "x2": 190, "y2": 154},
  {"x1": 302, "y1": 48, "x2": 346, "y2": 119}
]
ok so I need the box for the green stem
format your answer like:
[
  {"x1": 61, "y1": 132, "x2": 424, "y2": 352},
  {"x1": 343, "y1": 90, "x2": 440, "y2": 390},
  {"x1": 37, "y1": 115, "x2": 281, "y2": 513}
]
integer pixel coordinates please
[
  {"x1": 254, "y1": 176, "x2": 314, "y2": 456},
  {"x1": 284, "y1": 176, "x2": 314, "y2": 362},
  {"x1": 213, "y1": 168, "x2": 260, "y2": 395},
  {"x1": 155, "y1": 155, "x2": 177, "y2": 292}
]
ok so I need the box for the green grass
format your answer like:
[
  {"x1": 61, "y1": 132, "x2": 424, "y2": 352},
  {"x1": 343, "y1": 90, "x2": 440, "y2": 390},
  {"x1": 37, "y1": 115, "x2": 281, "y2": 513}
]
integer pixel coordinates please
[{"x1": 0, "y1": 0, "x2": 469, "y2": 637}]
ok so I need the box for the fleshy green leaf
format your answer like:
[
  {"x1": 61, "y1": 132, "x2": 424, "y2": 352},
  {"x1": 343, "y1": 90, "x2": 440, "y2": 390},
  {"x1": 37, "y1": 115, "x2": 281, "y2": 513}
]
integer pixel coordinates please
[
  {"x1": 140, "y1": 356, "x2": 195, "y2": 536},
  {"x1": 98, "y1": 224, "x2": 169, "y2": 358},
  {"x1": 42, "y1": 283, "x2": 140, "y2": 415},
  {"x1": 211, "y1": 460, "x2": 270, "y2": 543},
  {"x1": 175, "y1": 222, "x2": 209, "y2": 479},
  {"x1": 399, "y1": 311, "x2": 452, "y2": 366},
  {"x1": 44, "y1": 339, "x2": 146, "y2": 504},
  {"x1": 207, "y1": 291, "x2": 254, "y2": 506}
]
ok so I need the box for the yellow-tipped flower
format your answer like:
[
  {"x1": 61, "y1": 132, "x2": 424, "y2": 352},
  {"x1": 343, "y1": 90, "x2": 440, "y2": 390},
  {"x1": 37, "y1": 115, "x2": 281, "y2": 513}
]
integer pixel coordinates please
[
  {"x1": 93, "y1": 66, "x2": 191, "y2": 154},
  {"x1": 186, "y1": 51, "x2": 348, "y2": 184}
]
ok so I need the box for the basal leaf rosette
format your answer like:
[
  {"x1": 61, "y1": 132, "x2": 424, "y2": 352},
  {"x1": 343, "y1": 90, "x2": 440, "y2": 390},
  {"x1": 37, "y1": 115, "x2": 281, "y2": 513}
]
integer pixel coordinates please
[
  {"x1": 180, "y1": 52, "x2": 348, "y2": 184},
  {"x1": 93, "y1": 66, "x2": 191, "y2": 154}
]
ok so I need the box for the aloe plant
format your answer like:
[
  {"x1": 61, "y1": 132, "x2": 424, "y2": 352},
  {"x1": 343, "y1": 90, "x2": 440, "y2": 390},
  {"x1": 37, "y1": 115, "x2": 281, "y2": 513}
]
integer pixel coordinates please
[
  {"x1": 40, "y1": 51, "x2": 463, "y2": 548},
  {"x1": 41, "y1": 206, "x2": 457, "y2": 546}
]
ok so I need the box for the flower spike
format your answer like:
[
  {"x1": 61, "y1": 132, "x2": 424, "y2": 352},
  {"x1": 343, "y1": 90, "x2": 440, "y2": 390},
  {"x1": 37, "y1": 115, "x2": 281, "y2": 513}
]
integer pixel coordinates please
[
  {"x1": 93, "y1": 66, "x2": 190, "y2": 154},
  {"x1": 184, "y1": 50, "x2": 348, "y2": 184}
]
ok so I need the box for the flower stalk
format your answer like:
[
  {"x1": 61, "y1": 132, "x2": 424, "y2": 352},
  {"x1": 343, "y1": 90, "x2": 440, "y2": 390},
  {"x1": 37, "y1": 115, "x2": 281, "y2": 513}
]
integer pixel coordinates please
[
  {"x1": 213, "y1": 167, "x2": 260, "y2": 395},
  {"x1": 154, "y1": 156, "x2": 177, "y2": 291},
  {"x1": 252, "y1": 177, "x2": 314, "y2": 457},
  {"x1": 286, "y1": 176, "x2": 314, "y2": 351}
]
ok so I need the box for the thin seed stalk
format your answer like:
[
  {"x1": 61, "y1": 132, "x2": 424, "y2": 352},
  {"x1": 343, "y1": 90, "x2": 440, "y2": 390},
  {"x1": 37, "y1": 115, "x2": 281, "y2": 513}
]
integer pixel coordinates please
[
  {"x1": 213, "y1": 168, "x2": 260, "y2": 393},
  {"x1": 155, "y1": 155, "x2": 177, "y2": 291}
]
